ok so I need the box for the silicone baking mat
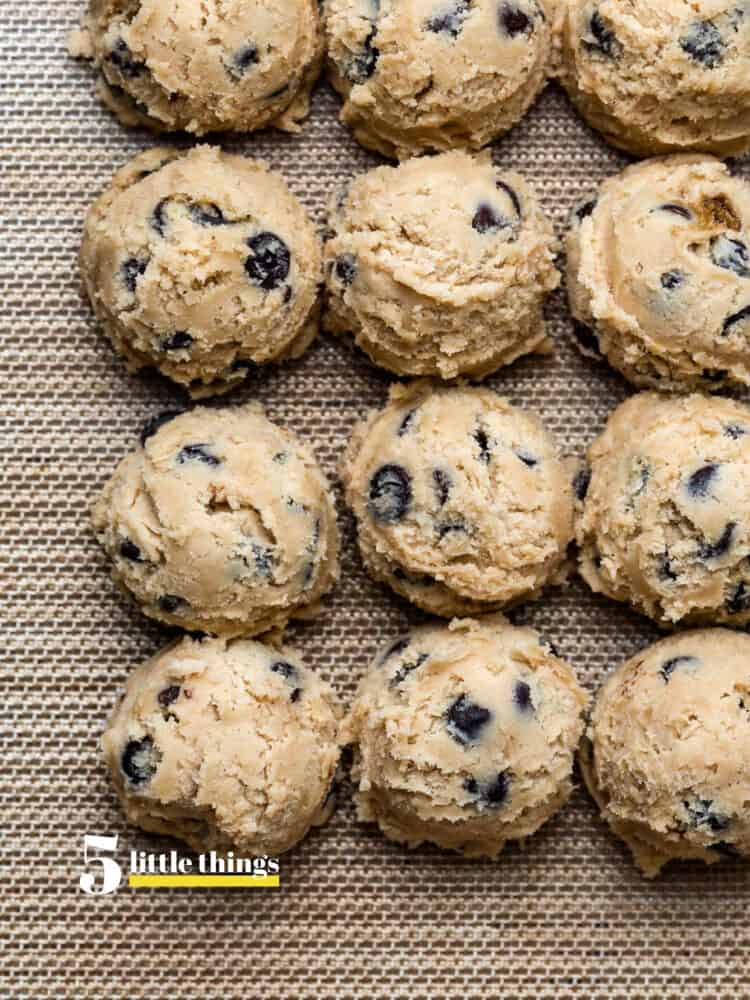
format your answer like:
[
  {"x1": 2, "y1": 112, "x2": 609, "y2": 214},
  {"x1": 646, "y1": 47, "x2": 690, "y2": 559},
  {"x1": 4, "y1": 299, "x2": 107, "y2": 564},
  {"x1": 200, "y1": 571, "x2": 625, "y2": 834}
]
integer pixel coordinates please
[{"x1": 3, "y1": 4, "x2": 750, "y2": 997}]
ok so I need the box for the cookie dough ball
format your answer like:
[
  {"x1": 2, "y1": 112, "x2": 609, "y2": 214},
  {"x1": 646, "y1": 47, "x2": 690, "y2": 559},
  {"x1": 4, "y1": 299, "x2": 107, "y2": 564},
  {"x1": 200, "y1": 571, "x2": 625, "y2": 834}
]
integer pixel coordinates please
[
  {"x1": 324, "y1": 0, "x2": 552, "y2": 158},
  {"x1": 69, "y1": 0, "x2": 322, "y2": 135},
  {"x1": 567, "y1": 156, "x2": 750, "y2": 392},
  {"x1": 555, "y1": 1, "x2": 750, "y2": 157},
  {"x1": 324, "y1": 152, "x2": 560, "y2": 379},
  {"x1": 341, "y1": 381, "x2": 575, "y2": 616},
  {"x1": 344, "y1": 617, "x2": 588, "y2": 857},
  {"x1": 103, "y1": 635, "x2": 342, "y2": 855},
  {"x1": 81, "y1": 146, "x2": 321, "y2": 398},
  {"x1": 93, "y1": 404, "x2": 339, "y2": 637},
  {"x1": 577, "y1": 392, "x2": 750, "y2": 627},
  {"x1": 581, "y1": 629, "x2": 750, "y2": 876}
]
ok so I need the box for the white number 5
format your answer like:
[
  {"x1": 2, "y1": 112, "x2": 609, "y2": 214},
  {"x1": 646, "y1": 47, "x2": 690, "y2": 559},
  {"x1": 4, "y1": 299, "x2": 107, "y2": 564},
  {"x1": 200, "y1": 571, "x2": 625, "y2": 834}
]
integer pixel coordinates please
[{"x1": 80, "y1": 834, "x2": 122, "y2": 895}]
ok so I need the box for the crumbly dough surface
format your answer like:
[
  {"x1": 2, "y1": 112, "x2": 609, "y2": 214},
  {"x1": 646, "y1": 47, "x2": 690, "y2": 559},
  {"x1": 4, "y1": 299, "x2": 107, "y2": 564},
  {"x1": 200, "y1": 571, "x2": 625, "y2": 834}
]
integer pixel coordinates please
[
  {"x1": 81, "y1": 146, "x2": 321, "y2": 398},
  {"x1": 103, "y1": 635, "x2": 343, "y2": 856},
  {"x1": 554, "y1": 0, "x2": 750, "y2": 157},
  {"x1": 324, "y1": 152, "x2": 559, "y2": 379},
  {"x1": 581, "y1": 628, "x2": 750, "y2": 877},
  {"x1": 325, "y1": 0, "x2": 552, "y2": 158},
  {"x1": 344, "y1": 616, "x2": 588, "y2": 858},
  {"x1": 93, "y1": 404, "x2": 339, "y2": 637},
  {"x1": 341, "y1": 381, "x2": 575, "y2": 616},
  {"x1": 69, "y1": 0, "x2": 322, "y2": 135},
  {"x1": 577, "y1": 392, "x2": 750, "y2": 626},
  {"x1": 567, "y1": 156, "x2": 750, "y2": 392}
]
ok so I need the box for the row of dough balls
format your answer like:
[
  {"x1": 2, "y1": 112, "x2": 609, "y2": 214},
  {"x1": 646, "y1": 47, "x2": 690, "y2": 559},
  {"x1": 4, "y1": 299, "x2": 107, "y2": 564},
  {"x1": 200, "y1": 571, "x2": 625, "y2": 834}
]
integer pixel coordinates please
[
  {"x1": 69, "y1": 1, "x2": 750, "y2": 160},
  {"x1": 82, "y1": 146, "x2": 750, "y2": 397},
  {"x1": 94, "y1": 385, "x2": 750, "y2": 635},
  {"x1": 103, "y1": 616, "x2": 750, "y2": 877}
]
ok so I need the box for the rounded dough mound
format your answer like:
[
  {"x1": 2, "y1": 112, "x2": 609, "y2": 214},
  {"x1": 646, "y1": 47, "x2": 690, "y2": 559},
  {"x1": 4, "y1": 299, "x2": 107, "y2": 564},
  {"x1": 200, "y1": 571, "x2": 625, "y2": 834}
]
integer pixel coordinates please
[
  {"x1": 577, "y1": 392, "x2": 750, "y2": 627},
  {"x1": 80, "y1": 146, "x2": 321, "y2": 398},
  {"x1": 93, "y1": 404, "x2": 339, "y2": 637},
  {"x1": 324, "y1": 152, "x2": 560, "y2": 379},
  {"x1": 324, "y1": 0, "x2": 552, "y2": 158},
  {"x1": 341, "y1": 381, "x2": 575, "y2": 616},
  {"x1": 581, "y1": 629, "x2": 750, "y2": 877},
  {"x1": 69, "y1": 0, "x2": 322, "y2": 135},
  {"x1": 102, "y1": 635, "x2": 343, "y2": 855},
  {"x1": 344, "y1": 616, "x2": 588, "y2": 858},
  {"x1": 554, "y1": 0, "x2": 750, "y2": 157},
  {"x1": 567, "y1": 155, "x2": 750, "y2": 392}
]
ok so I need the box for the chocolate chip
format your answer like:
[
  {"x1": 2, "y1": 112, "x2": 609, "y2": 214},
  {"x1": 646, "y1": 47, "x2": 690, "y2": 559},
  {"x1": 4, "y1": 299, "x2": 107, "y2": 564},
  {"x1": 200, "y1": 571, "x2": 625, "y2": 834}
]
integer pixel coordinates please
[
  {"x1": 271, "y1": 660, "x2": 301, "y2": 702},
  {"x1": 446, "y1": 694, "x2": 492, "y2": 745},
  {"x1": 334, "y1": 253, "x2": 357, "y2": 286},
  {"x1": 658, "y1": 553, "x2": 678, "y2": 582},
  {"x1": 727, "y1": 582, "x2": 750, "y2": 614},
  {"x1": 369, "y1": 464, "x2": 412, "y2": 523},
  {"x1": 140, "y1": 410, "x2": 183, "y2": 446},
  {"x1": 702, "y1": 368, "x2": 729, "y2": 382},
  {"x1": 680, "y1": 20, "x2": 726, "y2": 68},
  {"x1": 657, "y1": 203, "x2": 692, "y2": 220},
  {"x1": 190, "y1": 202, "x2": 227, "y2": 227},
  {"x1": 496, "y1": 180, "x2": 522, "y2": 217},
  {"x1": 725, "y1": 424, "x2": 748, "y2": 439},
  {"x1": 711, "y1": 235, "x2": 750, "y2": 278},
  {"x1": 426, "y1": 0, "x2": 470, "y2": 37},
  {"x1": 432, "y1": 468, "x2": 451, "y2": 507},
  {"x1": 513, "y1": 681, "x2": 533, "y2": 712},
  {"x1": 121, "y1": 256, "x2": 148, "y2": 293},
  {"x1": 161, "y1": 331, "x2": 193, "y2": 352},
  {"x1": 699, "y1": 522, "x2": 736, "y2": 560},
  {"x1": 473, "y1": 427, "x2": 492, "y2": 464},
  {"x1": 571, "y1": 320, "x2": 603, "y2": 358},
  {"x1": 158, "y1": 595, "x2": 185, "y2": 614},
  {"x1": 661, "y1": 269, "x2": 686, "y2": 290},
  {"x1": 723, "y1": 304, "x2": 750, "y2": 335},
  {"x1": 660, "y1": 655, "x2": 700, "y2": 683},
  {"x1": 472, "y1": 203, "x2": 510, "y2": 234},
  {"x1": 465, "y1": 770, "x2": 511, "y2": 808},
  {"x1": 584, "y1": 10, "x2": 618, "y2": 56},
  {"x1": 177, "y1": 444, "x2": 220, "y2": 467},
  {"x1": 347, "y1": 26, "x2": 379, "y2": 83},
  {"x1": 108, "y1": 38, "x2": 145, "y2": 78},
  {"x1": 119, "y1": 539, "x2": 143, "y2": 562},
  {"x1": 498, "y1": 3, "x2": 532, "y2": 37},
  {"x1": 252, "y1": 542, "x2": 276, "y2": 578},
  {"x1": 121, "y1": 736, "x2": 159, "y2": 786},
  {"x1": 575, "y1": 199, "x2": 597, "y2": 222},
  {"x1": 245, "y1": 232, "x2": 291, "y2": 290},
  {"x1": 573, "y1": 466, "x2": 591, "y2": 501},
  {"x1": 516, "y1": 450, "x2": 538, "y2": 468},
  {"x1": 232, "y1": 42, "x2": 258, "y2": 75},
  {"x1": 157, "y1": 685, "x2": 181, "y2": 708},
  {"x1": 686, "y1": 463, "x2": 719, "y2": 499},
  {"x1": 151, "y1": 198, "x2": 170, "y2": 236},
  {"x1": 390, "y1": 652, "x2": 429, "y2": 688},
  {"x1": 685, "y1": 798, "x2": 730, "y2": 834},
  {"x1": 437, "y1": 518, "x2": 468, "y2": 540},
  {"x1": 398, "y1": 410, "x2": 417, "y2": 436}
]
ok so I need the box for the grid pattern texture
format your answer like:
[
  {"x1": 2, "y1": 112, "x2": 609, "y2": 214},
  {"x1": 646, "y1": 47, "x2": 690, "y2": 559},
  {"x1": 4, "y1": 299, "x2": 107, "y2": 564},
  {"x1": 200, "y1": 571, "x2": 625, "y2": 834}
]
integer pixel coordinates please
[{"x1": 2, "y1": 5, "x2": 750, "y2": 997}]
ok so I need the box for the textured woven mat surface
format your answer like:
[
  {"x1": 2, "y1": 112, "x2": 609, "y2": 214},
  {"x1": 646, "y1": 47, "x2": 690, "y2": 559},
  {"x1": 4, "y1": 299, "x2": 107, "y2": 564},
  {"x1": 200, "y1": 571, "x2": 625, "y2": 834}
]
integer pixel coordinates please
[{"x1": 3, "y1": 4, "x2": 750, "y2": 998}]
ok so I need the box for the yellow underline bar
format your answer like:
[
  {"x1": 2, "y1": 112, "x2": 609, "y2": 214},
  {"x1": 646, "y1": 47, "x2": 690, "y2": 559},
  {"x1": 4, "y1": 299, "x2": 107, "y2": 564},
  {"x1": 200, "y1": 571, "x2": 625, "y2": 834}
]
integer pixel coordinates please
[{"x1": 129, "y1": 874, "x2": 280, "y2": 888}]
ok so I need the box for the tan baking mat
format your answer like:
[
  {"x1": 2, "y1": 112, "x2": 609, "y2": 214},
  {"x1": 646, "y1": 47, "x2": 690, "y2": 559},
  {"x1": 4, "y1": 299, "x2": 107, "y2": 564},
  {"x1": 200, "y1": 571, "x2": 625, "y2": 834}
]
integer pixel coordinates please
[{"x1": 3, "y1": 4, "x2": 750, "y2": 998}]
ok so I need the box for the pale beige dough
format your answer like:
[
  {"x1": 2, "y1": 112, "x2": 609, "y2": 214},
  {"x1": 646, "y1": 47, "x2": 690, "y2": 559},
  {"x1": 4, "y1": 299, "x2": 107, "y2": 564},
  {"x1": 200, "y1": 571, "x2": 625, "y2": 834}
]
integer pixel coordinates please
[
  {"x1": 554, "y1": 0, "x2": 750, "y2": 157},
  {"x1": 324, "y1": 0, "x2": 552, "y2": 158},
  {"x1": 103, "y1": 634, "x2": 343, "y2": 856},
  {"x1": 69, "y1": 0, "x2": 322, "y2": 135},
  {"x1": 93, "y1": 404, "x2": 339, "y2": 637},
  {"x1": 341, "y1": 381, "x2": 576, "y2": 616},
  {"x1": 344, "y1": 616, "x2": 588, "y2": 858},
  {"x1": 567, "y1": 156, "x2": 750, "y2": 392},
  {"x1": 577, "y1": 392, "x2": 750, "y2": 627},
  {"x1": 80, "y1": 146, "x2": 321, "y2": 398},
  {"x1": 581, "y1": 628, "x2": 750, "y2": 877},
  {"x1": 324, "y1": 152, "x2": 560, "y2": 379}
]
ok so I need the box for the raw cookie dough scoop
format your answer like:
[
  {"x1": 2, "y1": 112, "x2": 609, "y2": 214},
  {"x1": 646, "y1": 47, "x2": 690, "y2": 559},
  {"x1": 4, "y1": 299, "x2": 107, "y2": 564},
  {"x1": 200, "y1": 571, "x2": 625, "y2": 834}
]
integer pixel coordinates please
[
  {"x1": 103, "y1": 635, "x2": 343, "y2": 856},
  {"x1": 93, "y1": 404, "x2": 339, "y2": 637},
  {"x1": 345, "y1": 616, "x2": 588, "y2": 858}
]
